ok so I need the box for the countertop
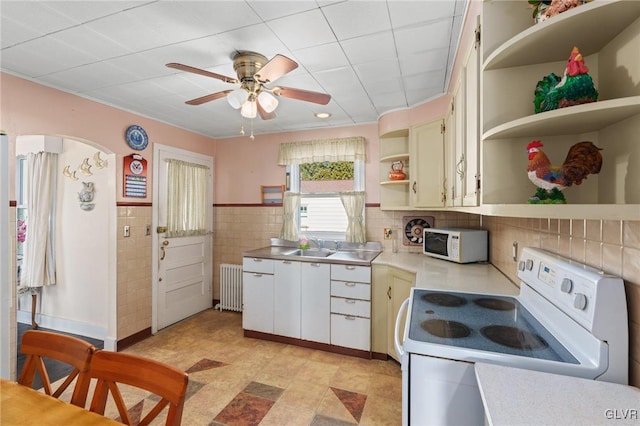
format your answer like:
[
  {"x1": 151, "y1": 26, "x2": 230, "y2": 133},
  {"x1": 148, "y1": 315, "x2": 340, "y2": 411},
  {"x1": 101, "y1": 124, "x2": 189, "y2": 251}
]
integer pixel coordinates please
[
  {"x1": 372, "y1": 252, "x2": 519, "y2": 296},
  {"x1": 475, "y1": 362, "x2": 640, "y2": 426}
]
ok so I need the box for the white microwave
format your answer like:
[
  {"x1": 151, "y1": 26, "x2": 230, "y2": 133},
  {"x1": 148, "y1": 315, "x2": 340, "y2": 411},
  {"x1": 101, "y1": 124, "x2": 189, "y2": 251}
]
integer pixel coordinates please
[{"x1": 423, "y1": 228, "x2": 488, "y2": 263}]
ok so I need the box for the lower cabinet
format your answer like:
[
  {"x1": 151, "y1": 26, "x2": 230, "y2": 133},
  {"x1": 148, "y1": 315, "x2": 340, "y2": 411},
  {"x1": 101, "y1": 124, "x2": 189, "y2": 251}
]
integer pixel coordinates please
[
  {"x1": 301, "y1": 262, "x2": 330, "y2": 344},
  {"x1": 274, "y1": 260, "x2": 301, "y2": 338},
  {"x1": 243, "y1": 257, "x2": 372, "y2": 354},
  {"x1": 371, "y1": 264, "x2": 416, "y2": 361},
  {"x1": 242, "y1": 258, "x2": 275, "y2": 334}
]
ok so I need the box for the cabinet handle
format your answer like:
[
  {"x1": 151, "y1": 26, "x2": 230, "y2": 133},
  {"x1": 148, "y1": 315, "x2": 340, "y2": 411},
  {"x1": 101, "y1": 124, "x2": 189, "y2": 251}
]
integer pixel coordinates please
[
  {"x1": 346, "y1": 299, "x2": 356, "y2": 304},
  {"x1": 412, "y1": 181, "x2": 417, "y2": 193},
  {"x1": 345, "y1": 265, "x2": 356, "y2": 270},
  {"x1": 387, "y1": 286, "x2": 391, "y2": 300},
  {"x1": 311, "y1": 263, "x2": 321, "y2": 267},
  {"x1": 253, "y1": 258, "x2": 262, "y2": 262},
  {"x1": 252, "y1": 273, "x2": 262, "y2": 277},
  {"x1": 345, "y1": 315, "x2": 356, "y2": 321},
  {"x1": 345, "y1": 282, "x2": 356, "y2": 287},
  {"x1": 283, "y1": 260, "x2": 291, "y2": 264}
]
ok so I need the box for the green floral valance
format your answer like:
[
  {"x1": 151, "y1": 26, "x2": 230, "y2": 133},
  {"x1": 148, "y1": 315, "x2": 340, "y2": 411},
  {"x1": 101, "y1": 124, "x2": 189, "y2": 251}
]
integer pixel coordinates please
[{"x1": 277, "y1": 136, "x2": 366, "y2": 165}]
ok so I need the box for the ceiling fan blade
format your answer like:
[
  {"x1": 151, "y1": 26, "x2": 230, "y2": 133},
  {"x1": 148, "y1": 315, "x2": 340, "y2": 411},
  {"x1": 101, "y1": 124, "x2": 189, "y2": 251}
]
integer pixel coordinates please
[
  {"x1": 272, "y1": 86, "x2": 331, "y2": 105},
  {"x1": 185, "y1": 90, "x2": 233, "y2": 105},
  {"x1": 257, "y1": 102, "x2": 276, "y2": 120},
  {"x1": 255, "y1": 54, "x2": 298, "y2": 84},
  {"x1": 166, "y1": 63, "x2": 238, "y2": 84}
]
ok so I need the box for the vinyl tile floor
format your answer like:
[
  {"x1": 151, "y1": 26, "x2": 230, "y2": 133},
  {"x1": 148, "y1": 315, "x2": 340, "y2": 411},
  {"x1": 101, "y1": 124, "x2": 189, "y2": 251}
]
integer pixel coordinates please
[{"x1": 61, "y1": 309, "x2": 403, "y2": 426}]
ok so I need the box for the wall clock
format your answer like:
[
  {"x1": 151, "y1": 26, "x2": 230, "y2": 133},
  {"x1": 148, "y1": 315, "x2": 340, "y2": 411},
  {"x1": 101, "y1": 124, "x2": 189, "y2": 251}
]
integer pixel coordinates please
[
  {"x1": 402, "y1": 216, "x2": 435, "y2": 246},
  {"x1": 125, "y1": 125, "x2": 149, "y2": 151}
]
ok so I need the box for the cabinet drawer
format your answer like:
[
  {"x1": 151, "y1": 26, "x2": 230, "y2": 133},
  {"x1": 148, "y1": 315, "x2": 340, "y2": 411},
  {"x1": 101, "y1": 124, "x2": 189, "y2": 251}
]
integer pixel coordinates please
[
  {"x1": 242, "y1": 257, "x2": 274, "y2": 274},
  {"x1": 331, "y1": 297, "x2": 370, "y2": 318},
  {"x1": 331, "y1": 264, "x2": 371, "y2": 283},
  {"x1": 330, "y1": 280, "x2": 370, "y2": 300},
  {"x1": 331, "y1": 314, "x2": 370, "y2": 351}
]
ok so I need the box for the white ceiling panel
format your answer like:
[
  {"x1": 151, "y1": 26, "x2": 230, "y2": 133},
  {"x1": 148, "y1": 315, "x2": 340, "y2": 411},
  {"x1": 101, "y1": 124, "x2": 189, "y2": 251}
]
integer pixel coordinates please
[{"x1": 0, "y1": 0, "x2": 465, "y2": 139}]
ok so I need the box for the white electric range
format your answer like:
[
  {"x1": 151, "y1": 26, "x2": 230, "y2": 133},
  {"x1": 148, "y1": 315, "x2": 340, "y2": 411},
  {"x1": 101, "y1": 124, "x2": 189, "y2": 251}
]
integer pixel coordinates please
[{"x1": 395, "y1": 247, "x2": 628, "y2": 425}]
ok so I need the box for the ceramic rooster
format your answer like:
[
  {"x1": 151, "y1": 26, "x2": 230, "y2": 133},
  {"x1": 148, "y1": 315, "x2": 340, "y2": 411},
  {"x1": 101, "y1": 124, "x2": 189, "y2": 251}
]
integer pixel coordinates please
[
  {"x1": 534, "y1": 47, "x2": 598, "y2": 113},
  {"x1": 527, "y1": 140, "x2": 602, "y2": 204}
]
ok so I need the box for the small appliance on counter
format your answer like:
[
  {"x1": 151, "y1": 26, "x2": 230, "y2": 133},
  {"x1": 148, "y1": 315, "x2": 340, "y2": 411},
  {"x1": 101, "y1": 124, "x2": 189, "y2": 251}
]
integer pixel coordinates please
[{"x1": 423, "y1": 227, "x2": 488, "y2": 263}]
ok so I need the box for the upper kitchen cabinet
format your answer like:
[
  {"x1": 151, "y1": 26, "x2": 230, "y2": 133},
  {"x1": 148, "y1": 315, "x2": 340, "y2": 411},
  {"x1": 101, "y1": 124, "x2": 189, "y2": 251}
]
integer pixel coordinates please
[
  {"x1": 480, "y1": 0, "x2": 640, "y2": 219},
  {"x1": 409, "y1": 119, "x2": 446, "y2": 208}
]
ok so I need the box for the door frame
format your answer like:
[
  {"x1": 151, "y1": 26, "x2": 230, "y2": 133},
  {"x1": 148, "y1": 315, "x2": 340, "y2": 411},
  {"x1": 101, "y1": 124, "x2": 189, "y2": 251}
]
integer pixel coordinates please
[{"x1": 151, "y1": 143, "x2": 214, "y2": 333}]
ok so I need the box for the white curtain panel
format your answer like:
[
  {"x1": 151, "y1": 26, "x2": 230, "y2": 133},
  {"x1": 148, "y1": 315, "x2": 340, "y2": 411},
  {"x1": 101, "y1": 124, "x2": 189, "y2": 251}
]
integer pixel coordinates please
[
  {"x1": 277, "y1": 136, "x2": 365, "y2": 165},
  {"x1": 166, "y1": 159, "x2": 209, "y2": 238},
  {"x1": 279, "y1": 192, "x2": 300, "y2": 242},
  {"x1": 21, "y1": 152, "x2": 57, "y2": 288},
  {"x1": 340, "y1": 191, "x2": 366, "y2": 243}
]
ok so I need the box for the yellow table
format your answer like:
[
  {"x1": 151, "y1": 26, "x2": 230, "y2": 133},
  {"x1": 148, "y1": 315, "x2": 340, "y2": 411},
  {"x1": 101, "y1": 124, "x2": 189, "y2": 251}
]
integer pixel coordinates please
[{"x1": 1, "y1": 378, "x2": 120, "y2": 425}]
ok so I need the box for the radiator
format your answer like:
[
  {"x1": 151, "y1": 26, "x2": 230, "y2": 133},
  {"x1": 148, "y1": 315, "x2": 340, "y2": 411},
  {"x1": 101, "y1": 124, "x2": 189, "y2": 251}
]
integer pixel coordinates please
[{"x1": 218, "y1": 264, "x2": 243, "y2": 312}]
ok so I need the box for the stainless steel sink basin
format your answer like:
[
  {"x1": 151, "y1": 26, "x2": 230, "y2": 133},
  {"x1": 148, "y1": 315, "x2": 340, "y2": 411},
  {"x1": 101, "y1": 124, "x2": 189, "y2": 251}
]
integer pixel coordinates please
[{"x1": 285, "y1": 249, "x2": 334, "y2": 258}]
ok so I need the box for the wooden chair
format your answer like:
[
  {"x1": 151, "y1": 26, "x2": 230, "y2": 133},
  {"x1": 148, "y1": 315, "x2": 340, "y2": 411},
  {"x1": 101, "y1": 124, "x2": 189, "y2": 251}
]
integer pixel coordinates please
[
  {"x1": 87, "y1": 350, "x2": 189, "y2": 426},
  {"x1": 18, "y1": 329, "x2": 96, "y2": 407}
]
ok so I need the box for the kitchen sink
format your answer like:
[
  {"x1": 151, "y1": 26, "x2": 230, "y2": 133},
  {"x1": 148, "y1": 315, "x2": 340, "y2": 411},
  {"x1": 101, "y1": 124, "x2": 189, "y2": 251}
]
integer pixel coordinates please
[{"x1": 285, "y1": 249, "x2": 334, "y2": 258}]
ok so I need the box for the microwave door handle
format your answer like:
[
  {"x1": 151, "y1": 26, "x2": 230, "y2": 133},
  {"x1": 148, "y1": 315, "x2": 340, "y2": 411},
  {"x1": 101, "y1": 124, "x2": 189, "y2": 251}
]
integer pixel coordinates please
[{"x1": 394, "y1": 298, "x2": 410, "y2": 361}]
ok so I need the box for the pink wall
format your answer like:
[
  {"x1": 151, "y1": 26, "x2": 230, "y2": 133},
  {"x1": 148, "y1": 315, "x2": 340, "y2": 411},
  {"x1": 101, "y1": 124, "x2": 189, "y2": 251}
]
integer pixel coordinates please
[
  {"x1": 1, "y1": 73, "x2": 216, "y2": 203},
  {"x1": 215, "y1": 124, "x2": 380, "y2": 204}
]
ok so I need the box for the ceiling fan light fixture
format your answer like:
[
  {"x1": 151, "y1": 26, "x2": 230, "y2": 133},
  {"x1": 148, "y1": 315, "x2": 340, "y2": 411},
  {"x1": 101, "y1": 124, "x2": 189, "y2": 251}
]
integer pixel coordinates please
[
  {"x1": 258, "y1": 91, "x2": 279, "y2": 113},
  {"x1": 241, "y1": 100, "x2": 257, "y2": 119},
  {"x1": 227, "y1": 88, "x2": 248, "y2": 109}
]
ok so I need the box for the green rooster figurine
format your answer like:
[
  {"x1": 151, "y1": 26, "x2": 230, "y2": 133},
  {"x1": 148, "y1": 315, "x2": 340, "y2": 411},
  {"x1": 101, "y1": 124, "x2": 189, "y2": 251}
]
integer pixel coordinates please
[{"x1": 534, "y1": 46, "x2": 598, "y2": 113}]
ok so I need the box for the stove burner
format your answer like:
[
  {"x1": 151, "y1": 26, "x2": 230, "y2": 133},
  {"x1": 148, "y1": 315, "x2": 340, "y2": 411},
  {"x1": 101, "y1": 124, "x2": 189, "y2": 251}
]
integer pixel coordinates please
[
  {"x1": 421, "y1": 319, "x2": 471, "y2": 339},
  {"x1": 473, "y1": 297, "x2": 516, "y2": 311},
  {"x1": 480, "y1": 325, "x2": 548, "y2": 350},
  {"x1": 422, "y1": 293, "x2": 467, "y2": 307}
]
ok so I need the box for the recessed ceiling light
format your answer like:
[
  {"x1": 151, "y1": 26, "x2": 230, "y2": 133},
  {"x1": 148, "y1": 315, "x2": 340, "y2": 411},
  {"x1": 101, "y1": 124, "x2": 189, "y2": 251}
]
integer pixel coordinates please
[{"x1": 315, "y1": 112, "x2": 331, "y2": 119}]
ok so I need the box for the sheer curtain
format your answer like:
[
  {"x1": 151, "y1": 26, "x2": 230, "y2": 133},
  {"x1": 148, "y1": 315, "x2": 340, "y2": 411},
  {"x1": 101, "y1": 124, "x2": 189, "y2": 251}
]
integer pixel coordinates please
[
  {"x1": 166, "y1": 159, "x2": 209, "y2": 238},
  {"x1": 279, "y1": 191, "x2": 300, "y2": 241},
  {"x1": 21, "y1": 152, "x2": 57, "y2": 289},
  {"x1": 339, "y1": 191, "x2": 366, "y2": 243}
]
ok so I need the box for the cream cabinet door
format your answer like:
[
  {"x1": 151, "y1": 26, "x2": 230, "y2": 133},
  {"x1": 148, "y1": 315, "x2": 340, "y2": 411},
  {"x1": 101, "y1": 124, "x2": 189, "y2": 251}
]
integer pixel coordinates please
[
  {"x1": 301, "y1": 262, "x2": 330, "y2": 344},
  {"x1": 274, "y1": 260, "x2": 301, "y2": 339},
  {"x1": 463, "y1": 34, "x2": 481, "y2": 207},
  {"x1": 386, "y1": 267, "x2": 416, "y2": 362},
  {"x1": 409, "y1": 119, "x2": 445, "y2": 208}
]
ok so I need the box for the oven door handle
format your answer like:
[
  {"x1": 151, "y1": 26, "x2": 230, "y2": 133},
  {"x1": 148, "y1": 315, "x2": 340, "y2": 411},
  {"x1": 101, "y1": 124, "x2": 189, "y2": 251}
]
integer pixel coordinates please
[{"x1": 394, "y1": 297, "x2": 410, "y2": 359}]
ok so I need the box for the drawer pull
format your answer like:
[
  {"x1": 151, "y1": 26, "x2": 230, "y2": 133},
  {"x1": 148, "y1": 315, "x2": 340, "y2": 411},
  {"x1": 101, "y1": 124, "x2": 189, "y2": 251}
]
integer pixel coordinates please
[
  {"x1": 346, "y1": 299, "x2": 356, "y2": 304},
  {"x1": 283, "y1": 260, "x2": 291, "y2": 264},
  {"x1": 345, "y1": 315, "x2": 356, "y2": 321},
  {"x1": 253, "y1": 258, "x2": 262, "y2": 262},
  {"x1": 252, "y1": 273, "x2": 263, "y2": 277},
  {"x1": 345, "y1": 265, "x2": 356, "y2": 270},
  {"x1": 311, "y1": 263, "x2": 321, "y2": 267},
  {"x1": 345, "y1": 282, "x2": 356, "y2": 287}
]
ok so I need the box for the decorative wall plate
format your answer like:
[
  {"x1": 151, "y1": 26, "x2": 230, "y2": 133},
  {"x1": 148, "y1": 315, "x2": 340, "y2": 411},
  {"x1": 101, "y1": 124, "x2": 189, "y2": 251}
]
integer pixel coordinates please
[
  {"x1": 402, "y1": 216, "x2": 435, "y2": 246},
  {"x1": 125, "y1": 125, "x2": 149, "y2": 150}
]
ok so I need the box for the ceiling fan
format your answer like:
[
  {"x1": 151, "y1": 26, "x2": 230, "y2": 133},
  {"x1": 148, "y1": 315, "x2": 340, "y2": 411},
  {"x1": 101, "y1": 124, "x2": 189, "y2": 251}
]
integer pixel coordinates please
[{"x1": 166, "y1": 51, "x2": 331, "y2": 120}]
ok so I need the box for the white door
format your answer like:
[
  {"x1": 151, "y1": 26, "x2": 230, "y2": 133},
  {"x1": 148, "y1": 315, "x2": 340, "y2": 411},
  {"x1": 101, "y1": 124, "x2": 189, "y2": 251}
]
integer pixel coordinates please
[{"x1": 153, "y1": 144, "x2": 213, "y2": 331}]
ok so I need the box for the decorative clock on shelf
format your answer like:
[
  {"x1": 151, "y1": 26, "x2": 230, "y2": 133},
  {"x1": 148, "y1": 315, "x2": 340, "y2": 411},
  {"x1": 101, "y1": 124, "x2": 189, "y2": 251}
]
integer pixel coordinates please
[
  {"x1": 125, "y1": 125, "x2": 149, "y2": 151},
  {"x1": 402, "y1": 216, "x2": 435, "y2": 246}
]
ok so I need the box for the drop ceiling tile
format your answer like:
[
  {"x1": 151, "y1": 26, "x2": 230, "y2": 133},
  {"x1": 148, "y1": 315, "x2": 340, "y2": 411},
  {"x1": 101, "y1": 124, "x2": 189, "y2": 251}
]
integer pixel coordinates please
[
  {"x1": 42, "y1": 1, "x2": 146, "y2": 24},
  {"x1": 340, "y1": 32, "x2": 396, "y2": 65},
  {"x1": 387, "y1": 1, "x2": 456, "y2": 28},
  {"x1": 0, "y1": 17, "x2": 42, "y2": 49},
  {"x1": 407, "y1": 87, "x2": 442, "y2": 106},
  {"x1": 267, "y1": 9, "x2": 336, "y2": 51},
  {"x1": 219, "y1": 24, "x2": 291, "y2": 61},
  {"x1": 49, "y1": 25, "x2": 133, "y2": 61},
  {"x1": 394, "y1": 19, "x2": 453, "y2": 56},
  {"x1": 403, "y1": 69, "x2": 446, "y2": 92},
  {"x1": 292, "y1": 43, "x2": 349, "y2": 73},
  {"x1": 314, "y1": 66, "x2": 363, "y2": 95},
  {"x1": 247, "y1": 0, "x2": 319, "y2": 21},
  {"x1": 322, "y1": 1, "x2": 391, "y2": 40},
  {"x1": 38, "y1": 62, "x2": 139, "y2": 93},
  {"x1": 0, "y1": 2, "x2": 78, "y2": 40},
  {"x1": 369, "y1": 90, "x2": 407, "y2": 112},
  {"x1": 399, "y1": 48, "x2": 449, "y2": 75},
  {"x1": 353, "y1": 60, "x2": 402, "y2": 89}
]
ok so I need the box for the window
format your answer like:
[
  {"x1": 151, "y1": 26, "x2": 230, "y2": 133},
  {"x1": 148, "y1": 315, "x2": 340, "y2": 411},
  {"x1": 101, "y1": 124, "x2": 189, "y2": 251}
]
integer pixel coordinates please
[{"x1": 288, "y1": 160, "x2": 364, "y2": 240}]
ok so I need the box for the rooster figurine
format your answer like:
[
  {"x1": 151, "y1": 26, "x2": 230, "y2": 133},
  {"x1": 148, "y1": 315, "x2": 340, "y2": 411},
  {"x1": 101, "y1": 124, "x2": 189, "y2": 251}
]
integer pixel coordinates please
[
  {"x1": 534, "y1": 47, "x2": 598, "y2": 113},
  {"x1": 527, "y1": 140, "x2": 603, "y2": 204}
]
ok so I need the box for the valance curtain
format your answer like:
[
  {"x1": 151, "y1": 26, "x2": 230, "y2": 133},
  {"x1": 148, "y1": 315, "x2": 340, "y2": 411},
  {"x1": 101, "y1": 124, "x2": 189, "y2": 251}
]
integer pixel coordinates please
[
  {"x1": 339, "y1": 191, "x2": 366, "y2": 243},
  {"x1": 279, "y1": 192, "x2": 300, "y2": 241},
  {"x1": 166, "y1": 159, "x2": 209, "y2": 238},
  {"x1": 21, "y1": 152, "x2": 58, "y2": 289},
  {"x1": 277, "y1": 136, "x2": 366, "y2": 165}
]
